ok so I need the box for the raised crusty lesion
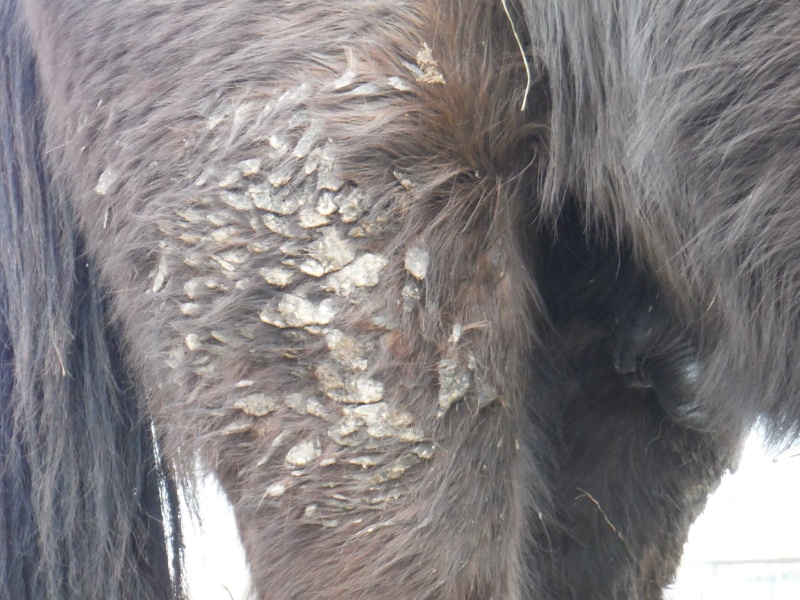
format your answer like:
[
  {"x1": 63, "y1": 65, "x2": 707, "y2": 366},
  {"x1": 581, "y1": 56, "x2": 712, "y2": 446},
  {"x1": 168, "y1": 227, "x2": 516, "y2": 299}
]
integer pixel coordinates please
[{"x1": 148, "y1": 62, "x2": 458, "y2": 518}]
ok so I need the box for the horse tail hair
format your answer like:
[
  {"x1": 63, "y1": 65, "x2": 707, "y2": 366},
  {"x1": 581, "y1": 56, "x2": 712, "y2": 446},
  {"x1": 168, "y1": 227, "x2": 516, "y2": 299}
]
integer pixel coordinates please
[{"x1": 0, "y1": 1, "x2": 184, "y2": 598}]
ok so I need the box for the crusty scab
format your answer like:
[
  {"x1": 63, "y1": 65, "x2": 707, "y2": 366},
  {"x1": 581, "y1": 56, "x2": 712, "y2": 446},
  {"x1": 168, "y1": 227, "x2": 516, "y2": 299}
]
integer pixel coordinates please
[{"x1": 142, "y1": 59, "x2": 486, "y2": 506}]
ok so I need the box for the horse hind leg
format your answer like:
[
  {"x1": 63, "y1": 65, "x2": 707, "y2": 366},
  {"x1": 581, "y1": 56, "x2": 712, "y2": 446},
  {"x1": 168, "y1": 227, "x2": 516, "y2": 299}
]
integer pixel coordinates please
[{"x1": 20, "y1": 0, "x2": 554, "y2": 597}]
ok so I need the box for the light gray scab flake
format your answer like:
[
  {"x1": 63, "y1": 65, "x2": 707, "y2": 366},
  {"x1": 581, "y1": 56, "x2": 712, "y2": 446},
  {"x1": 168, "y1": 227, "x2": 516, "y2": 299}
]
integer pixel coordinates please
[
  {"x1": 328, "y1": 414, "x2": 360, "y2": 440},
  {"x1": 413, "y1": 443, "x2": 435, "y2": 460},
  {"x1": 220, "y1": 249, "x2": 248, "y2": 265},
  {"x1": 234, "y1": 393, "x2": 277, "y2": 417},
  {"x1": 322, "y1": 519, "x2": 340, "y2": 528},
  {"x1": 402, "y1": 283, "x2": 421, "y2": 304},
  {"x1": 259, "y1": 266, "x2": 294, "y2": 287},
  {"x1": 232, "y1": 102, "x2": 256, "y2": 131},
  {"x1": 268, "y1": 134, "x2": 290, "y2": 156},
  {"x1": 304, "y1": 151, "x2": 320, "y2": 176},
  {"x1": 238, "y1": 159, "x2": 262, "y2": 177},
  {"x1": 195, "y1": 363, "x2": 216, "y2": 378},
  {"x1": 95, "y1": 168, "x2": 117, "y2": 196},
  {"x1": 323, "y1": 253, "x2": 388, "y2": 296},
  {"x1": 249, "y1": 185, "x2": 300, "y2": 215},
  {"x1": 248, "y1": 186, "x2": 271, "y2": 209},
  {"x1": 343, "y1": 376, "x2": 384, "y2": 404},
  {"x1": 267, "y1": 168, "x2": 293, "y2": 188},
  {"x1": 178, "y1": 232, "x2": 203, "y2": 245},
  {"x1": 316, "y1": 168, "x2": 344, "y2": 193},
  {"x1": 369, "y1": 310, "x2": 400, "y2": 331},
  {"x1": 415, "y1": 43, "x2": 446, "y2": 85},
  {"x1": 347, "y1": 403, "x2": 414, "y2": 439},
  {"x1": 275, "y1": 83, "x2": 310, "y2": 108},
  {"x1": 285, "y1": 440, "x2": 321, "y2": 468},
  {"x1": 350, "y1": 83, "x2": 379, "y2": 96},
  {"x1": 397, "y1": 427, "x2": 425, "y2": 443},
  {"x1": 305, "y1": 140, "x2": 337, "y2": 180},
  {"x1": 246, "y1": 240, "x2": 270, "y2": 253},
  {"x1": 184, "y1": 333, "x2": 203, "y2": 351},
  {"x1": 284, "y1": 393, "x2": 306, "y2": 415},
  {"x1": 316, "y1": 363, "x2": 384, "y2": 405},
  {"x1": 151, "y1": 258, "x2": 169, "y2": 293},
  {"x1": 211, "y1": 330, "x2": 234, "y2": 344},
  {"x1": 387, "y1": 76, "x2": 412, "y2": 91},
  {"x1": 298, "y1": 207, "x2": 330, "y2": 229},
  {"x1": 221, "y1": 191, "x2": 252, "y2": 211},
  {"x1": 288, "y1": 112, "x2": 309, "y2": 129},
  {"x1": 449, "y1": 323, "x2": 463, "y2": 345},
  {"x1": 165, "y1": 347, "x2": 183, "y2": 371},
  {"x1": 183, "y1": 278, "x2": 203, "y2": 299},
  {"x1": 218, "y1": 170, "x2": 242, "y2": 189},
  {"x1": 316, "y1": 362, "x2": 345, "y2": 395},
  {"x1": 317, "y1": 192, "x2": 338, "y2": 216},
  {"x1": 348, "y1": 456, "x2": 381, "y2": 469},
  {"x1": 221, "y1": 423, "x2": 253, "y2": 436},
  {"x1": 210, "y1": 254, "x2": 237, "y2": 272},
  {"x1": 299, "y1": 259, "x2": 326, "y2": 278},
  {"x1": 209, "y1": 226, "x2": 238, "y2": 245},
  {"x1": 293, "y1": 122, "x2": 321, "y2": 159},
  {"x1": 476, "y1": 382, "x2": 499, "y2": 409},
  {"x1": 382, "y1": 454, "x2": 420, "y2": 481},
  {"x1": 176, "y1": 207, "x2": 206, "y2": 224},
  {"x1": 285, "y1": 394, "x2": 333, "y2": 421},
  {"x1": 437, "y1": 358, "x2": 471, "y2": 411},
  {"x1": 206, "y1": 212, "x2": 231, "y2": 228},
  {"x1": 180, "y1": 303, "x2": 200, "y2": 316},
  {"x1": 308, "y1": 227, "x2": 356, "y2": 273},
  {"x1": 265, "y1": 483, "x2": 286, "y2": 497},
  {"x1": 182, "y1": 252, "x2": 206, "y2": 269},
  {"x1": 338, "y1": 189, "x2": 366, "y2": 222},
  {"x1": 204, "y1": 277, "x2": 230, "y2": 291},
  {"x1": 259, "y1": 294, "x2": 337, "y2": 328},
  {"x1": 405, "y1": 246, "x2": 429, "y2": 280},
  {"x1": 348, "y1": 222, "x2": 381, "y2": 238},
  {"x1": 305, "y1": 398, "x2": 333, "y2": 421},
  {"x1": 393, "y1": 170, "x2": 413, "y2": 190},
  {"x1": 194, "y1": 168, "x2": 219, "y2": 187},
  {"x1": 401, "y1": 59, "x2": 425, "y2": 78},
  {"x1": 207, "y1": 107, "x2": 231, "y2": 131},
  {"x1": 328, "y1": 427, "x2": 363, "y2": 447},
  {"x1": 262, "y1": 213, "x2": 299, "y2": 238},
  {"x1": 325, "y1": 329, "x2": 368, "y2": 372}
]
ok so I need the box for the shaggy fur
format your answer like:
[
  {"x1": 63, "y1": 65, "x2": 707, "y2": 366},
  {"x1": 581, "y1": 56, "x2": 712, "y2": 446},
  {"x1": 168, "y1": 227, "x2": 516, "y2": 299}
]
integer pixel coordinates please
[
  {"x1": 1, "y1": 0, "x2": 797, "y2": 598},
  {"x1": 0, "y1": 1, "x2": 182, "y2": 598}
]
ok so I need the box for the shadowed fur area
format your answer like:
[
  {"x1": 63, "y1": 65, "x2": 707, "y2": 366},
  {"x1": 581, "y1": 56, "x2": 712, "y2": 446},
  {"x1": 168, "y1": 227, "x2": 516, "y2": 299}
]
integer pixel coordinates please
[{"x1": 0, "y1": 0, "x2": 798, "y2": 599}]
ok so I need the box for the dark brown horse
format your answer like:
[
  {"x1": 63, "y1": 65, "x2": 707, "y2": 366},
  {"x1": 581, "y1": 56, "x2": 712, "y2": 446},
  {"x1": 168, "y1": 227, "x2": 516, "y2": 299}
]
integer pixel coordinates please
[{"x1": 1, "y1": 0, "x2": 798, "y2": 598}]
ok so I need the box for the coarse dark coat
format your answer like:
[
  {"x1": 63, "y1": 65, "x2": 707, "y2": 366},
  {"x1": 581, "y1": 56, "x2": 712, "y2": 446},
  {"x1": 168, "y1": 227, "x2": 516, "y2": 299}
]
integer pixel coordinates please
[{"x1": 0, "y1": 0, "x2": 797, "y2": 599}]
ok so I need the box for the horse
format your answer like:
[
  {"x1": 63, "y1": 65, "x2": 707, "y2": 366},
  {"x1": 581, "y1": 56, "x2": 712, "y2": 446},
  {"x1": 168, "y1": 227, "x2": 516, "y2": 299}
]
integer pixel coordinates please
[{"x1": 1, "y1": 0, "x2": 798, "y2": 598}]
